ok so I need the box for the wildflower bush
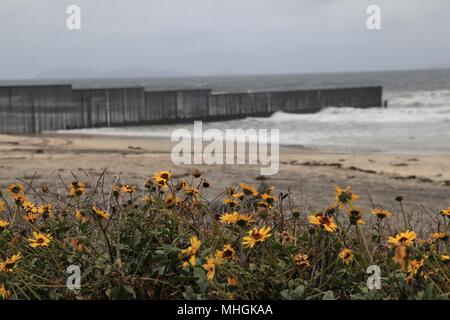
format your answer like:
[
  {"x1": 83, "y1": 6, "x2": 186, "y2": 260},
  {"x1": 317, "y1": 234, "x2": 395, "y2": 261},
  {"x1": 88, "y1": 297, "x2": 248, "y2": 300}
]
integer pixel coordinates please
[{"x1": 0, "y1": 170, "x2": 449, "y2": 300}]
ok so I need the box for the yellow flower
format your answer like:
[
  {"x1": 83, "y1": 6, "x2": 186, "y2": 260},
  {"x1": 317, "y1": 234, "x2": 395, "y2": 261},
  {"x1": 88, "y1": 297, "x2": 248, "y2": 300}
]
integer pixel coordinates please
[
  {"x1": 293, "y1": 254, "x2": 310, "y2": 267},
  {"x1": 227, "y1": 277, "x2": 239, "y2": 287},
  {"x1": 23, "y1": 212, "x2": 41, "y2": 224},
  {"x1": 22, "y1": 200, "x2": 38, "y2": 214},
  {"x1": 215, "y1": 244, "x2": 236, "y2": 264},
  {"x1": 243, "y1": 226, "x2": 272, "y2": 249},
  {"x1": 234, "y1": 213, "x2": 254, "y2": 226},
  {"x1": 181, "y1": 255, "x2": 197, "y2": 268},
  {"x1": 153, "y1": 171, "x2": 172, "y2": 188},
  {"x1": 440, "y1": 255, "x2": 450, "y2": 263},
  {"x1": 69, "y1": 181, "x2": 86, "y2": 197},
  {"x1": 38, "y1": 204, "x2": 53, "y2": 217},
  {"x1": 232, "y1": 193, "x2": 245, "y2": 200},
  {"x1": 308, "y1": 214, "x2": 337, "y2": 233},
  {"x1": 179, "y1": 236, "x2": 201, "y2": 268},
  {"x1": 0, "y1": 283, "x2": 10, "y2": 300},
  {"x1": 407, "y1": 259, "x2": 424, "y2": 276},
  {"x1": 371, "y1": 208, "x2": 393, "y2": 219},
  {"x1": 339, "y1": 248, "x2": 354, "y2": 265},
  {"x1": 189, "y1": 236, "x2": 201, "y2": 253},
  {"x1": 220, "y1": 212, "x2": 238, "y2": 224},
  {"x1": 219, "y1": 212, "x2": 254, "y2": 226},
  {"x1": 388, "y1": 230, "x2": 416, "y2": 247},
  {"x1": 335, "y1": 186, "x2": 359, "y2": 207},
  {"x1": 0, "y1": 253, "x2": 22, "y2": 273},
  {"x1": 256, "y1": 201, "x2": 272, "y2": 209},
  {"x1": 179, "y1": 239, "x2": 200, "y2": 257},
  {"x1": 155, "y1": 171, "x2": 172, "y2": 181},
  {"x1": 203, "y1": 256, "x2": 216, "y2": 281},
  {"x1": 183, "y1": 185, "x2": 200, "y2": 198},
  {"x1": 0, "y1": 220, "x2": 9, "y2": 232},
  {"x1": 92, "y1": 206, "x2": 110, "y2": 219},
  {"x1": 75, "y1": 210, "x2": 89, "y2": 224},
  {"x1": 28, "y1": 232, "x2": 52, "y2": 248},
  {"x1": 13, "y1": 194, "x2": 27, "y2": 206},
  {"x1": 223, "y1": 198, "x2": 240, "y2": 207},
  {"x1": 239, "y1": 182, "x2": 259, "y2": 197},
  {"x1": 346, "y1": 207, "x2": 365, "y2": 225},
  {"x1": 431, "y1": 232, "x2": 449, "y2": 241},
  {"x1": 440, "y1": 207, "x2": 450, "y2": 217},
  {"x1": 261, "y1": 193, "x2": 277, "y2": 204},
  {"x1": 8, "y1": 183, "x2": 24, "y2": 195},
  {"x1": 120, "y1": 184, "x2": 136, "y2": 193},
  {"x1": 164, "y1": 195, "x2": 180, "y2": 209},
  {"x1": 154, "y1": 178, "x2": 169, "y2": 188}
]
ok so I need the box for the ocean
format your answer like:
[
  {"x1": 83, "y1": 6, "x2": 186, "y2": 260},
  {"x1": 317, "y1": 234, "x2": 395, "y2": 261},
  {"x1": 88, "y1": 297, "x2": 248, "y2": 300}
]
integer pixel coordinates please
[{"x1": 58, "y1": 69, "x2": 450, "y2": 154}]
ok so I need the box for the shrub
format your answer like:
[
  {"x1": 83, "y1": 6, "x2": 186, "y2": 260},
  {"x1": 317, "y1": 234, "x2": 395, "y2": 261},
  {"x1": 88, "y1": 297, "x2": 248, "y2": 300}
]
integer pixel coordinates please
[{"x1": 0, "y1": 170, "x2": 449, "y2": 300}]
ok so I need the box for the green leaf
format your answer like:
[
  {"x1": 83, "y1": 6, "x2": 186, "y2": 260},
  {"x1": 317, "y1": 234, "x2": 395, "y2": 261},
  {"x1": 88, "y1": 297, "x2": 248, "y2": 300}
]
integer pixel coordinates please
[
  {"x1": 419, "y1": 283, "x2": 434, "y2": 300},
  {"x1": 293, "y1": 285, "x2": 305, "y2": 297},
  {"x1": 104, "y1": 264, "x2": 112, "y2": 275},
  {"x1": 322, "y1": 291, "x2": 335, "y2": 300},
  {"x1": 197, "y1": 278, "x2": 210, "y2": 293},
  {"x1": 133, "y1": 230, "x2": 142, "y2": 246},
  {"x1": 124, "y1": 285, "x2": 136, "y2": 299},
  {"x1": 183, "y1": 286, "x2": 196, "y2": 300}
]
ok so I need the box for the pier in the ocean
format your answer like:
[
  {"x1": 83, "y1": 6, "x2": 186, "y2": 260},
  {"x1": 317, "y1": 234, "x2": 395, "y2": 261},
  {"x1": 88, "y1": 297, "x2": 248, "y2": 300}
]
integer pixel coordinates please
[{"x1": 0, "y1": 84, "x2": 382, "y2": 134}]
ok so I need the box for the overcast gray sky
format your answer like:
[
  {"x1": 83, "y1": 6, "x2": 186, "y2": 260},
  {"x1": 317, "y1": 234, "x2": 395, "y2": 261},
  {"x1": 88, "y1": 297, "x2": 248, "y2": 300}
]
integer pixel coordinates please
[{"x1": 1, "y1": 0, "x2": 450, "y2": 79}]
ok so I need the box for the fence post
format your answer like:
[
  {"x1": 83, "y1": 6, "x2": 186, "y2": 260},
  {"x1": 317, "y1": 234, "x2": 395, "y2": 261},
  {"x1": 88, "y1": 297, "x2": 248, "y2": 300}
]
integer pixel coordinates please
[{"x1": 106, "y1": 89, "x2": 111, "y2": 127}]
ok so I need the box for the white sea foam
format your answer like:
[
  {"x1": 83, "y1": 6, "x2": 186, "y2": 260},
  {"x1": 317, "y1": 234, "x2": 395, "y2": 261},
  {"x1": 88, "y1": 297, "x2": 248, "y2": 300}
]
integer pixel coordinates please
[
  {"x1": 257, "y1": 105, "x2": 450, "y2": 124},
  {"x1": 387, "y1": 89, "x2": 450, "y2": 107}
]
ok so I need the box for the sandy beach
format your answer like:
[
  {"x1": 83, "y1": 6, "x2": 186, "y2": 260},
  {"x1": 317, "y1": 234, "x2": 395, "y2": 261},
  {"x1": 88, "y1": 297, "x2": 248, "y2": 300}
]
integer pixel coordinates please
[{"x1": 1, "y1": 133, "x2": 449, "y2": 218}]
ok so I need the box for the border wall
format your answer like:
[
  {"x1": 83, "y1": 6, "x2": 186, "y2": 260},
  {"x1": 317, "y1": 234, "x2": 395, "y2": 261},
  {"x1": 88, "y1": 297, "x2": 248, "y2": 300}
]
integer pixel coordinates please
[{"x1": 0, "y1": 85, "x2": 382, "y2": 134}]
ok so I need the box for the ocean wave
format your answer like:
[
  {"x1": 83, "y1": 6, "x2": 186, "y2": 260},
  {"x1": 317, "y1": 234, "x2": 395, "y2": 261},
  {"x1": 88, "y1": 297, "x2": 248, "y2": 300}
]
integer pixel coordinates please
[
  {"x1": 387, "y1": 89, "x2": 450, "y2": 108},
  {"x1": 252, "y1": 104, "x2": 450, "y2": 124}
]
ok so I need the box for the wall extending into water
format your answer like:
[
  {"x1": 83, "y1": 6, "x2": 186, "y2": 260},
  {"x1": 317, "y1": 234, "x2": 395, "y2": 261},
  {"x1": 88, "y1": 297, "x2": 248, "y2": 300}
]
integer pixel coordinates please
[{"x1": 0, "y1": 84, "x2": 382, "y2": 134}]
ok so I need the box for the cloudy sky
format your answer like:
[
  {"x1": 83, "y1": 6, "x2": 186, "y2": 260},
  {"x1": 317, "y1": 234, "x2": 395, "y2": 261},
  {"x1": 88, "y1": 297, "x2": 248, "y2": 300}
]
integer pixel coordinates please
[{"x1": 1, "y1": 0, "x2": 450, "y2": 79}]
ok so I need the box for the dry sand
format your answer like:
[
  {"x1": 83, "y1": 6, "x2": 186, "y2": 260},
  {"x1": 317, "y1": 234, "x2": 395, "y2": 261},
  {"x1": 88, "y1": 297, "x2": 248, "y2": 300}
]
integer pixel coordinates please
[{"x1": 1, "y1": 133, "x2": 449, "y2": 217}]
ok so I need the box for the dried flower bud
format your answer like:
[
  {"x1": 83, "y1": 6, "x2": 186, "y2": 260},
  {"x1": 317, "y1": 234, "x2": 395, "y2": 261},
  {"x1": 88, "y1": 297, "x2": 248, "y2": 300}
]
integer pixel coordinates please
[
  {"x1": 226, "y1": 187, "x2": 235, "y2": 196},
  {"x1": 292, "y1": 209, "x2": 301, "y2": 218},
  {"x1": 144, "y1": 179, "x2": 153, "y2": 190},
  {"x1": 257, "y1": 207, "x2": 268, "y2": 219},
  {"x1": 192, "y1": 169, "x2": 201, "y2": 178},
  {"x1": 202, "y1": 181, "x2": 210, "y2": 188}
]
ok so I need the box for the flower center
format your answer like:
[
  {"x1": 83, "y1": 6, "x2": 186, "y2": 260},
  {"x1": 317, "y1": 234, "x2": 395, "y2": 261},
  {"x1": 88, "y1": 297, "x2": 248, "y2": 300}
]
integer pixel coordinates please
[
  {"x1": 339, "y1": 192, "x2": 351, "y2": 203},
  {"x1": 253, "y1": 233, "x2": 263, "y2": 240},
  {"x1": 319, "y1": 217, "x2": 331, "y2": 225},
  {"x1": 223, "y1": 250, "x2": 233, "y2": 258}
]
